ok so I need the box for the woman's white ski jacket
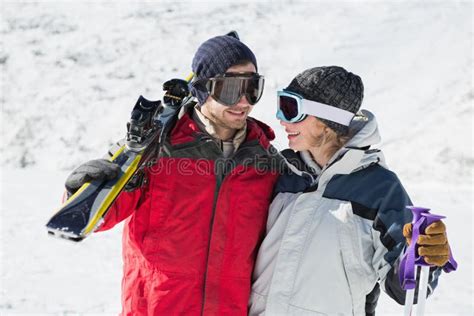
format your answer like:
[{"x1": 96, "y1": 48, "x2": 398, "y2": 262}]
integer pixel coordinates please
[{"x1": 249, "y1": 111, "x2": 442, "y2": 316}]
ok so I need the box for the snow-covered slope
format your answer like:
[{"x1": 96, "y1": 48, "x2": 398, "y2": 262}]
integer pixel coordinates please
[{"x1": 1, "y1": 1, "x2": 472, "y2": 315}]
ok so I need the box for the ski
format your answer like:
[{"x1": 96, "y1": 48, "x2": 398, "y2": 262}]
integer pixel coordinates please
[{"x1": 46, "y1": 76, "x2": 193, "y2": 242}]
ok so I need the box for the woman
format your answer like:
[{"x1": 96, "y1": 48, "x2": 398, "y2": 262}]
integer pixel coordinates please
[{"x1": 249, "y1": 66, "x2": 451, "y2": 315}]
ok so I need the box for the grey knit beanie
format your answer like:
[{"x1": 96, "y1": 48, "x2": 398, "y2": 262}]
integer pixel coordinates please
[
  {"x1": 191, "y1": 35, "x2": 257, "y2": 104},
  {"x1": 285, "y1": 66, "x2": 363, "y2": 135}
]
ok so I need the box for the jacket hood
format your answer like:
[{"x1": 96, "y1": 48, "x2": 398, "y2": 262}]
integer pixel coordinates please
[
  {"x1": 345, "y1": 110, "x2": 381, "y2": 149},
  {"x1": 246, "y1": 117, "x2": 276, "y2": 149},
  {"x1": 292, "y1": 110, "x2": 385, "y2": 188}
]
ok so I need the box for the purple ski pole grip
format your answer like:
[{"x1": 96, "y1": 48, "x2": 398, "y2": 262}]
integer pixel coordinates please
[
  {"x1": 399, "y1": 206, "x2": 458, "y2": 290},
  {"x1": 399, "y1": 206, "x2": 428, "y2": 290}
]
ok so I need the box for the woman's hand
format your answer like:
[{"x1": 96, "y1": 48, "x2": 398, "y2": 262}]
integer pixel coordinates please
[{"x1": 403, "y1": 220, "x2": 450, "y2": 267}]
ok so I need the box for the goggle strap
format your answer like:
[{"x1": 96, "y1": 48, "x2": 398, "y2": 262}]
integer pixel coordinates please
[{"x1": 300, "y1": 99, "x2": 354, "y2": 126}]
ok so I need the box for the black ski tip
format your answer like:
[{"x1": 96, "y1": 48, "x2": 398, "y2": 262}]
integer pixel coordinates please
[
  {"x1": 135, "y1": 95, "x2": 161, "y2": 112},
  {"x1": 226, "y1": 31, "x2": 240, "y2": 40},
  {"x1": 162, "y1": 79, "x2": 190, "y2": 108},
  {"x1": 47, "y1": 229, "x2": 84, "y2": 242}
]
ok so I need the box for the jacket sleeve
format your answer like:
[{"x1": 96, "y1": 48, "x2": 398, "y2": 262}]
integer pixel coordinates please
[
  {"x1": 94, "y1": 139, "x2": 144, "y2": 232},
  {"x1": 370, "y1": 178, "x2": 443, "y2": 305},
  {"x1": 94, "y1": 188, "x2": 142, "y2": 232}
]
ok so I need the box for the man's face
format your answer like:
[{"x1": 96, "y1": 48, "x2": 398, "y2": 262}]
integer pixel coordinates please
[{"x1": 201, "y1": 63, "x2": 257, "y2": 130}]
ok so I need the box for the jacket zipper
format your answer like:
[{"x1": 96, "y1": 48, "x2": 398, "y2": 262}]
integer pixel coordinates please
[
  {"x1": 201, "y1": 141, "x2": 226, "y2": 315},
  {"x1": 200, "y1": 142, "x2": 257, "y2": 315}
]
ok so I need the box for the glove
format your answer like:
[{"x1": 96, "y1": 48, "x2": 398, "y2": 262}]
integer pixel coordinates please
[
  {"x1": 403, "y1": 220, "x2": 450, "y2": 267},
  {"x1": 65, "y1": 159, "x2": 120, "y2": 193}
]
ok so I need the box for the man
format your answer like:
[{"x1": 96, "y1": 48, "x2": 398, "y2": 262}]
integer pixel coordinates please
[{"x1": 65, "y1": 34, "x2": 280, "y2": 315}]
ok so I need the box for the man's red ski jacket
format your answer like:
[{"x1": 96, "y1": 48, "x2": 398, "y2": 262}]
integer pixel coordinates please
[{"x1": 97, "y1": 110, "x2": 280, "y2": 315}]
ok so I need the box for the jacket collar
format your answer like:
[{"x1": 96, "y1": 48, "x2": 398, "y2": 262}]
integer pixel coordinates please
[
  {"x1": 170, "y1": 104, "x2": 275, "y2": 150},
  {"x1": 316, "y1": 110, "x2": 386, "y2": 189}
]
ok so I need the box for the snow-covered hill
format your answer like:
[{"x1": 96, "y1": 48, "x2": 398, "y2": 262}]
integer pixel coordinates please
[{"x1": 1, "y1": 1, "x2": 472, "y2": 315}]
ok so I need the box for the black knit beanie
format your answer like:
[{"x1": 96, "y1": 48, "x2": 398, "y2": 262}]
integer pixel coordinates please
[
  {"x1": 285, "y1": 66, "x2": 364, "y2": 135},
  {"x1": 191, "y1": 35, "x2": 257, "y2": 104}
]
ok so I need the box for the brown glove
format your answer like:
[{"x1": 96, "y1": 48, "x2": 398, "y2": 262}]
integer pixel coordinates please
[{"x1": 403, "y1": 220, "x2": 450, "y2": 267}]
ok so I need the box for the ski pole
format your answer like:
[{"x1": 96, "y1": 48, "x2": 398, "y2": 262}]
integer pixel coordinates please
[{"x1": 399, "y1": 206, "x2": 458, "y2": 316}]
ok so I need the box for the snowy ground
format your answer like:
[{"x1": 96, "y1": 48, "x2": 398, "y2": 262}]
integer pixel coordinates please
[{"x1": 1, "y1": 1, "x2": 472, "y2": 315}]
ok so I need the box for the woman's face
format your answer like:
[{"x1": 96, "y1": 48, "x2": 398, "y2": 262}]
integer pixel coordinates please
[{"x1": 280, "y1": 116, "x2": 327, "y2": 151}]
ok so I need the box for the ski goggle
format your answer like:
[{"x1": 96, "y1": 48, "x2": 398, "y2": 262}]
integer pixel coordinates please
[
  {"x1": 276, "y1": 90, "x2": 355, "y2": 125},
  {"x1": 194, "y1": 73, "x2": 265, "y2": 106}
]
